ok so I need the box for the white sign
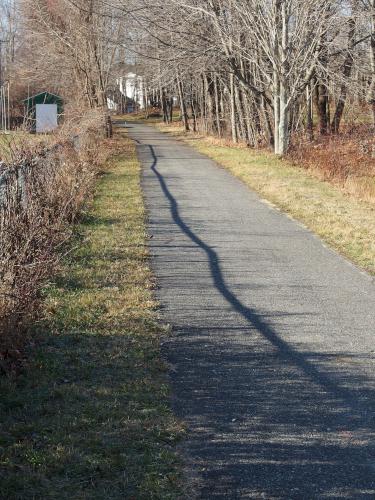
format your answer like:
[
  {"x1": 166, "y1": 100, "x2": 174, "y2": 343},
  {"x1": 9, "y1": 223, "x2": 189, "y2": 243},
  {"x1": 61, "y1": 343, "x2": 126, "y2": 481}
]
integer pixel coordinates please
[{"x1": 36, "y1": 104, "x2": 58, "y2": 133}]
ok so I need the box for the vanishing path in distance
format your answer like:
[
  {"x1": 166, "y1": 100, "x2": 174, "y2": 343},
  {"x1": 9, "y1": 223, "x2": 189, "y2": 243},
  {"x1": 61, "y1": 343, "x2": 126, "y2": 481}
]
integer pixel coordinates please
[{"x1": 128, "y1": 122, "x2": 375, "y2": 499}]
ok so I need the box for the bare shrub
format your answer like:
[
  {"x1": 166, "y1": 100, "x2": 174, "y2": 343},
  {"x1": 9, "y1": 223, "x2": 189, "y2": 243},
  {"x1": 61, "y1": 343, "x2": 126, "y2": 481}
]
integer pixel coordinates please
[
  {"x1": 0, "y1": 111, "x2": 109, "y2": 361},
  {"x1": 288, "y1": 127, "x2": 375, "y2": 203}
]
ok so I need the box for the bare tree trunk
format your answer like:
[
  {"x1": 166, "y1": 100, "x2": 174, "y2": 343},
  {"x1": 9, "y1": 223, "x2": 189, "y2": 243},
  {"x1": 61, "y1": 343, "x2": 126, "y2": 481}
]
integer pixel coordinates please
[
  {"x1": 306, "y1": 81, "x2": 314, "y2": 141},
  {"x1": 331, "y1": 17, "x2": 355, "y2": 133},
  {"x1": 275, "y1": 1, "x2": 290, "y2": 155},
  {"x1": 278, "y1": 80, "x2": 289, "y2": 155},
  {"x1": 313, "y1": 13, "x2": 329, "y2": 137},
  {"x1": 244, "y1": 95, "x2": 256, "y2": 147},
  {"x1": 230, "y1": 72, "x2": 238, "y2": 143},
  {"x1": 160, "y1": 87, "x2": 169, "y2": 123},
  {"x1": 191, "y1": 101, "x2": 197, "y2": 132},
  {"x1": 200, "y1": 74, "x2": 208, "y2": 133},
  {"x1": 315, "y1": 81, "x2": 329, "y2": 135},
  {"x1": 262, "y1": 96, "x2": 274, "y2": 147},
  {"x1": 369, "y1": 0, "x2": 375, "y2": 127},
  {"x1": 205, "y1": 74, "x2": 217, "y2": 134},
  {"x1": 214, "y1": 74, "x2": 221, "y2": 137},
  {"x1": 274, "y1": 73, "x2": 280, "y2": 153},
  {"x1": 168, "y1": 97, "x2": 173, "y2": 123},
  {"x1": 252, "y1": 94, "x2": 262, "y2": 139},
  {"x1": 235, "y1": 84, "x2": 246, "y2": 141},
  {"x1": 191, "y1": 84, "x2": 197, "y2": 132},
  {"x1": 177, "y1": 76, "x2": 189, "y2": 131},
  {"x1": 228, "y1": 0, "x2": 237, "y2": 142},
  {"x1": 144, "y1": 87, "x2": 149, "y2": 118}
]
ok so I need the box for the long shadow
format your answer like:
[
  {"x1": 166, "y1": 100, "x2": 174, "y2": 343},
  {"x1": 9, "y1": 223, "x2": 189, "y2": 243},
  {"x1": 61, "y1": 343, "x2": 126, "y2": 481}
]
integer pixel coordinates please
[
  {"x1": 127, "y1": 125, "x2": 375, "y2": 497},
  {"x1": 147, "y1": 144, "x2": 372, "y2": 422}
]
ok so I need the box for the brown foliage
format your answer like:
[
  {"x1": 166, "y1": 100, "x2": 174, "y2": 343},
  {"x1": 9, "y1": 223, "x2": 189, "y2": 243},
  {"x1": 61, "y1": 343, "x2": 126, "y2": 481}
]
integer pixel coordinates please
[
  {"x1": 289, "y1": 127, "x2": 375, "y2": 202},
  {"x1": 0, "y1": 111, "x2": 109, "y2": 363}
]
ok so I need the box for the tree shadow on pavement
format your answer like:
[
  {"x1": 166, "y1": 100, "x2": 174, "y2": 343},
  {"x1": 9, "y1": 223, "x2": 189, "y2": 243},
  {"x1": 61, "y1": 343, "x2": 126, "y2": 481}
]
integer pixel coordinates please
[{"x1": 145, "y1": 143, "x2": 375, "y2": 499}]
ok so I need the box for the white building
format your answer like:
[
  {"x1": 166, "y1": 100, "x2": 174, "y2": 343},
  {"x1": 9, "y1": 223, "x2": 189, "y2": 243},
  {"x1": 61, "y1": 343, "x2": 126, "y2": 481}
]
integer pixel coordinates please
[{"x1": 117, "y1": 73, "x2": 144, "y2": 110}]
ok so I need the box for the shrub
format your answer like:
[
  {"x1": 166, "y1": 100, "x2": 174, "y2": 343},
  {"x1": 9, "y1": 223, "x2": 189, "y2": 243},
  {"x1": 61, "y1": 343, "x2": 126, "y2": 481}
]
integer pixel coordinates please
[{"x1": 0, "y1": 110, "x2": 109, "y2": 362}]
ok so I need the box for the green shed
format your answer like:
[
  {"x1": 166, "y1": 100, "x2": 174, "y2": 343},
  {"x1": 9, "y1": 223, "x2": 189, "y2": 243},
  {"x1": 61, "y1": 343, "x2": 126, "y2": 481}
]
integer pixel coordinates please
[{"x1": 23, "y1": 92, "x2": 64, "y2": 132}]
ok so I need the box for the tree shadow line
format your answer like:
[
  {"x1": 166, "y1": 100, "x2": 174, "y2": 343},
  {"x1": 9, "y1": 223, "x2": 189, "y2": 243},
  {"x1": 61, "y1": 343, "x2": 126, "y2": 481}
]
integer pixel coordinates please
[{"x1": 142, "y1": 141, "x2": 375, "y2": 498}]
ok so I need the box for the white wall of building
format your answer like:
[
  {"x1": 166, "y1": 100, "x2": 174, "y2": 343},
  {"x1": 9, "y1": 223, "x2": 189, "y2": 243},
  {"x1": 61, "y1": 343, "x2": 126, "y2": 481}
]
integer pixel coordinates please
[
  {"x1": 35, "y1": 104, "x2": 58, "y2": 133},
  {"x1": 117, "y1": 73, "x2": 144, "y2": 109},
  {"x1": 107, "y1": 97, "x2": 118, "y2": 111}
]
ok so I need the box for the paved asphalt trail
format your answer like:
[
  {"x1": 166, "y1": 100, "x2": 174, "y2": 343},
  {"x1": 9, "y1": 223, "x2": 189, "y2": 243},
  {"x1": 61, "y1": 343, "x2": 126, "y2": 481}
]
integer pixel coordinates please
[{"x1": 127, "y1": 123, "x2": 375, "y2": 499}]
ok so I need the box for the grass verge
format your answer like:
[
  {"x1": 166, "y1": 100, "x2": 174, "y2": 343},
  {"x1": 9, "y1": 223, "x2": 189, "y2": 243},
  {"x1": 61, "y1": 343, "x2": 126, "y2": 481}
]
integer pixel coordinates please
[
  {"x1": 151, "y1": 121, "x2": 375, "y2": 276},
  {"x1": 0, "y1": 128, "x2": 183, "y2": 499}
]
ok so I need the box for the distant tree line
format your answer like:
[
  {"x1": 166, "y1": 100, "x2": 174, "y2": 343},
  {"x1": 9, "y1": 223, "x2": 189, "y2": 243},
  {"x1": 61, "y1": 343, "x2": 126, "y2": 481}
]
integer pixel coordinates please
[
  {"x1": 133, "y1": 0, "x2": 375, "y2": 155},
  {"x1": 1, "y1": 1, "x2": 374, "y2": 155}
]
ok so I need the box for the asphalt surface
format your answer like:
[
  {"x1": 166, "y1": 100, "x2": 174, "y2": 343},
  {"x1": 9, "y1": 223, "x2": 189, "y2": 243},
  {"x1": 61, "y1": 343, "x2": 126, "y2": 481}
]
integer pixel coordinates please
[{"x1": 127, "y1": 123, "x2": 375, "y2": 499}]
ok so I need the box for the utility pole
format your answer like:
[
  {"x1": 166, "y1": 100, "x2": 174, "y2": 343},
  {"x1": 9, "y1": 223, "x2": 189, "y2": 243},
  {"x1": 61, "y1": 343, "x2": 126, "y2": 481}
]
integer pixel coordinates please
[
  {"x1": 0, "y1": 40, "x2": 3, "y2": 88},
  {"x1": 0, "y1": 39, "x2": 10, "y2": 131}
]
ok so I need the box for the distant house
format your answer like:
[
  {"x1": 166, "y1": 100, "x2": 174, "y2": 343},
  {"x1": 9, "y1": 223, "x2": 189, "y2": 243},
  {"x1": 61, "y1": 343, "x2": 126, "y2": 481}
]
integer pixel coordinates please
[
  {"x1": 23, "y1": 92, "x2": 63, "y2": 133},
  {"x1": 107, "y1": 73, "x2": 144, "y2": 113},
  {"x1": 124, "y1": 98, "x2": 137, "y2": 113},
  {"x1": 117, "y1": 73, "x2": 144, "y2": 111}
]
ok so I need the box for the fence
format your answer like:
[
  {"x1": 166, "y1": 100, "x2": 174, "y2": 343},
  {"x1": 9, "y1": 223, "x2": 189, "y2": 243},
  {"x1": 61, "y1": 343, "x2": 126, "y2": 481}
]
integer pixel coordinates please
[
  {"x1": 0, "y1": 158, "x2": 33, "y2": 210},
  {"x1": 0, "y1": 82, "x2": 10, "y2": 132},
  {"x1": 0, "y1": 144, "x2": 67, "y2": 212},
  {"x1": 0, "y1": 111, "x2": 112, "y2": 212},
  {"x1": 0, "y1": 112, "x2": 110, "y2": 352}
]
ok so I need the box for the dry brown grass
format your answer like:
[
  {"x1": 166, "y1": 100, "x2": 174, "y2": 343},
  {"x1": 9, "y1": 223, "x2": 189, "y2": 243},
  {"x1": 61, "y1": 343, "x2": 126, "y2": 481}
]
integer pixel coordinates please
[{"x1": 156, "y1": 119, "x2": 375, "y2": 204}]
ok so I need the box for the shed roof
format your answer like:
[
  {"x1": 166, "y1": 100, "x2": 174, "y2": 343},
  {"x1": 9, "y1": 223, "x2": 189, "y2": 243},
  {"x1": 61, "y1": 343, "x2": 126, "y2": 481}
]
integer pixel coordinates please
[{"x1": 22, "y1": 91, "x2": 63, "y2": 104}]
